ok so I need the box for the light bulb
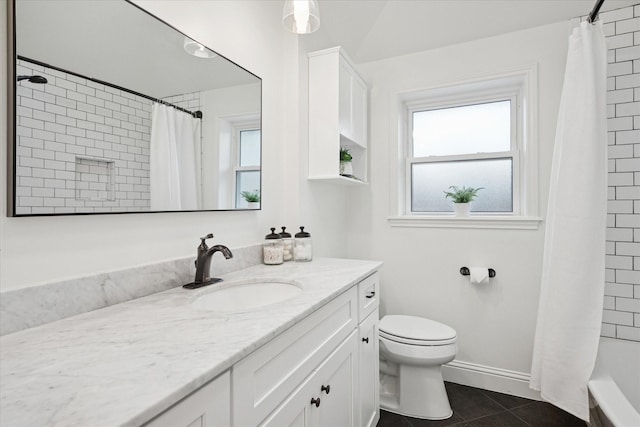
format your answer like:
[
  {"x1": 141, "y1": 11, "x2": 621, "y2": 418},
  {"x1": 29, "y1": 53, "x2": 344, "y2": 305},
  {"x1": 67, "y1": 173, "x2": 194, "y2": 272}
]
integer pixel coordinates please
[
  {"x1": 294, "y1": 0, "x2": 310, "y2": 34},
  {"x1": 282, "y1": 0, "x2": 320, "y2": 34}
]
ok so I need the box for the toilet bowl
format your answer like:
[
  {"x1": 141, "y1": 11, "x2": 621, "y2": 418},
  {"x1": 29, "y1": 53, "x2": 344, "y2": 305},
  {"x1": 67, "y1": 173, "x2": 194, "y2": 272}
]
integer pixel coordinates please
[{"x1": 379, "y1": 315, "x2": 457, "y2": 420}]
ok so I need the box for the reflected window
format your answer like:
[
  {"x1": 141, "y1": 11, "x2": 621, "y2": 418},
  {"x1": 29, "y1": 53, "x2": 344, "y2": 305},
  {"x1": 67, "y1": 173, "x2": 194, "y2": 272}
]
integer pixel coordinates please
[{"x1": 234, "y1": 125, "x2": 261, "y2": 208}]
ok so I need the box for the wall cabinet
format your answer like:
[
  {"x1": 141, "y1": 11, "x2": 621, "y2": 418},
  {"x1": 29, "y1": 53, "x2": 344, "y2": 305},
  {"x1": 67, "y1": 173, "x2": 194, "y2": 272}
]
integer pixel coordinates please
[{"x1": 309, "y1": 47, "x2": 368, "y2": 185}]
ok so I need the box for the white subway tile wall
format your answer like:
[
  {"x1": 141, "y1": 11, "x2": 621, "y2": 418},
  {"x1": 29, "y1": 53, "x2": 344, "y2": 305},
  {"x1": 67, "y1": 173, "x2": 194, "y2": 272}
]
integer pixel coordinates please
[
  {"x1": 15, "y1": 59, "x2": 152, "y2": 214},
  {"x1": 602, "y1": 5, "x2": 640, "y2": 342}
]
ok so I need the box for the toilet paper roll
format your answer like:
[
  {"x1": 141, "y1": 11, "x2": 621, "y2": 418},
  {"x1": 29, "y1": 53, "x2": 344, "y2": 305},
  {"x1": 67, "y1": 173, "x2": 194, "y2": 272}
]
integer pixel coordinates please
[{"x1": 469, "y1": 267, "x2": 490, "y2": 285}]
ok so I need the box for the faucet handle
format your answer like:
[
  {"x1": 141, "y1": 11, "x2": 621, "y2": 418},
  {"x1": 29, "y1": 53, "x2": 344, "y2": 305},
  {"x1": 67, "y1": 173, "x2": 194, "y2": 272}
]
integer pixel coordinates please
[{"x1": 200, "y1": 233, "x2": 214, "y2": 243}]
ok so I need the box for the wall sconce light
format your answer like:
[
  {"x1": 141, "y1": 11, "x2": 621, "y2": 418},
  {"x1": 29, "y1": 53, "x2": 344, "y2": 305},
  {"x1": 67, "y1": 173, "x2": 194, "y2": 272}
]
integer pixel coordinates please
[
  {"x1": 282, "y1": 0, "x2": 320, "y2": 34},
  {"x1": 183, "y1": 37, "x2": 216, "y2": 59}
]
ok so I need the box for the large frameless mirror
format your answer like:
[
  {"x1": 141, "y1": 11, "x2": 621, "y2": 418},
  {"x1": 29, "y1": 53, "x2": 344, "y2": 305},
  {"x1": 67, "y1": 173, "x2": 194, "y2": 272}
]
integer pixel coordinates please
[{"x1": 9, "y1": 0, "x2": 262, "y2": 215}]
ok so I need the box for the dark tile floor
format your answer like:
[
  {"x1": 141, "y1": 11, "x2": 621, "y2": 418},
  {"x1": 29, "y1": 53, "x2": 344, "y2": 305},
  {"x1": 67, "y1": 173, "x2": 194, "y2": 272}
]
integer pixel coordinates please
[{"x1": 377, "y1": 382, "x2": 587, "y2": 427}]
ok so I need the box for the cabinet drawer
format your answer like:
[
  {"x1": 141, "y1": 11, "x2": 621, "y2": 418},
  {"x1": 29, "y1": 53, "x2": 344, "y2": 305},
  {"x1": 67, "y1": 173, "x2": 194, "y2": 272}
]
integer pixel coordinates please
[
  {"x1": 232, "y1": 287, "x2": 357, "y2": 427},
  {"x1": 357, "y1": 272, "x2": 379, "y2": 322}
]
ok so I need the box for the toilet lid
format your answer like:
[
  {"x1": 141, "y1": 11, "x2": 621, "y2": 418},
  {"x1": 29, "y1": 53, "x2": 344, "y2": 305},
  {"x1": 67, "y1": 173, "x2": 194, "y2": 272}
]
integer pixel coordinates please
[{"x1": 379, "y1": 315, "x2": 457, "y2": 345}]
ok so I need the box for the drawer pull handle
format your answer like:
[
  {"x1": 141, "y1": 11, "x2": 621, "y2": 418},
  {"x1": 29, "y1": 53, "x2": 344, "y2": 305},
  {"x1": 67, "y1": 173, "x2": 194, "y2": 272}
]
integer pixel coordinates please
[
  {"x1": 311, "y1": 397, "x2": 321, "y2": 407},
  {"x1": 362, "y1": 337, "x2": 369, "y2": 343},
  {"x1": 366, "y1": 291, "x2": 376, "y2": 299},
  {"x1": 321, "y1": 384, "x2": 331, "y2": 394}
]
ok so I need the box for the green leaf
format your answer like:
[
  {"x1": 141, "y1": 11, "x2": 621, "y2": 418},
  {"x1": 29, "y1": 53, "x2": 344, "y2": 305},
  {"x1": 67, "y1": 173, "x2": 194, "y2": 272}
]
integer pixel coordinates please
[{"x1": 443, "y1": 185, "x2": 483, "y2": 203}]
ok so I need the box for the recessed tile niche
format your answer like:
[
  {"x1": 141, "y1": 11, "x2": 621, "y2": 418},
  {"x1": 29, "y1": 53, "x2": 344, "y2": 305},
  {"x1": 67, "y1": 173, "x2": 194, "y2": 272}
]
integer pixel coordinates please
[{"x1": 74, "y1": 157, "x2": 115, "y2": 202}]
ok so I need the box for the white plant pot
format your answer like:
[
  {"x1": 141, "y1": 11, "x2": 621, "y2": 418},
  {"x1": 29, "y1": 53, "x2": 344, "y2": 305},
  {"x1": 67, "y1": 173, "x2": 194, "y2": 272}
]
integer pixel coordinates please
[
  {"x1": 340, "y1": 161, "x2": 353, "y2": 176},
  {"x1": 247, "y1": 202, "x2": 259, "y2": 209},
  {"x1": 454, "y1": 203, "x2": 470, "y2": 217}
]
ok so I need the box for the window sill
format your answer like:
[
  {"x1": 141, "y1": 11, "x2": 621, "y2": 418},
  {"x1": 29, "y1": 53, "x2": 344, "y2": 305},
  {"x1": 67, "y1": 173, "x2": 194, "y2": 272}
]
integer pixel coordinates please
[{"x1": 388, "y1": 215, "x2": 542, "y2": 230}]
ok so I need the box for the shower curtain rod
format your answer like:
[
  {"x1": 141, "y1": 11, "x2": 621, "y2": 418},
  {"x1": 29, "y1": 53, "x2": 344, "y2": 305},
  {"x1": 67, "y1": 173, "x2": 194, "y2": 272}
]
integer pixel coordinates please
[
  {"x1": 588, "y1": 0, "x2": 605, "y2": 23},
  {"x1": 17, "y1": 56, "x2": 203, "y2": 119}
]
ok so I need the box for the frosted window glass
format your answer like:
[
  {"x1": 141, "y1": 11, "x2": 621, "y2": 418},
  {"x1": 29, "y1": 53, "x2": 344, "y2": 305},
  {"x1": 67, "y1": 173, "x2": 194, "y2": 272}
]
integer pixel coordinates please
[
  {"x1": 411, "y1": 159, "x2": 512, "y2": 212},
  {"x1": 239, "y1": 130, "x2": 260, "y2": 167},
  {"x1": 413, "y1": 101, "x2": 511, "y2": 157},
  {"x1": 235, "y1": 170, "x2": 260, "y2": 208}
]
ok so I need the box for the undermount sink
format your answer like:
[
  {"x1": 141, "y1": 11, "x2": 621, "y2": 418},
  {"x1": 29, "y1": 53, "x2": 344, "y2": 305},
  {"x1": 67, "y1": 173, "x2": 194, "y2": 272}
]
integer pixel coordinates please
[{"x1": 190, "y1": 279, "x2": 302, "y2": 312}]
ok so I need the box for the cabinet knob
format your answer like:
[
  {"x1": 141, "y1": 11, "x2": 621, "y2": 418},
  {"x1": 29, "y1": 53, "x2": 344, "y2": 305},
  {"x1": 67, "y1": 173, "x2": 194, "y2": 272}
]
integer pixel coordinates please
[
  {"x1": 311, "y1": 397, "x2": 321, "y2": 407},
  {"x1": 321, "y1": 384, "x2": 331, "y2": 394},
  {"x1": 365, "y1": 291, "x2": 376, "y2": 299},
  {"x1": 362, "y1": 337, "x2": 369, "y2": 343}
]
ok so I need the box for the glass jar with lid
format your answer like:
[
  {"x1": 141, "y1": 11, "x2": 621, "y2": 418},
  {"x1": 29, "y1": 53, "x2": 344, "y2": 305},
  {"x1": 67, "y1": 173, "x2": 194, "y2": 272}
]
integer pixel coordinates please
[
  {"x1": 263, "y1": 228, "x2": 284, "y2": 265},
  {"x1": 279, "y1": 227, "x2": 294, "y2": 262},
  {"x1": 294, "y1": 226, "x2": 313, "y2": 262}
]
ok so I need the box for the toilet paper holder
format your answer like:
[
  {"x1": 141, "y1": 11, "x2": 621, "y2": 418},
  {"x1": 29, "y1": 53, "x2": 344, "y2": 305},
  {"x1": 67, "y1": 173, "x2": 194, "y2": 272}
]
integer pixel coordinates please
[{"x1": 460, "y1": 267, "x2": 496, "y2": 278}]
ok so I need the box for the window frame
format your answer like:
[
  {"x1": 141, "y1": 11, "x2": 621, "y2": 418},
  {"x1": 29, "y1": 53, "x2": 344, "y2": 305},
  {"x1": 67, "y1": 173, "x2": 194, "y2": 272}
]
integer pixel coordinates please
[{"x1": 389, "y1": 67, "x2": 541, "y2": 230}]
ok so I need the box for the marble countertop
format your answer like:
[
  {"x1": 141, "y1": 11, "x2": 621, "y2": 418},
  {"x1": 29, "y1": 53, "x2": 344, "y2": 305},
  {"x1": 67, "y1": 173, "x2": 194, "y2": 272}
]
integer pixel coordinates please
[{"x1": 0, "y1": 258, "x2": 381, "y2": 427}]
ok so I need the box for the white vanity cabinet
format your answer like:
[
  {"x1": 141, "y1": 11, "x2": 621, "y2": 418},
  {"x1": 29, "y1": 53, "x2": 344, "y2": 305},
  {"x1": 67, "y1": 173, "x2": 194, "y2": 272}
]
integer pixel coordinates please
[
  {"x1": 308, "y1": 46, "x2": 368, "y2": 185},
  {"x1": 232, "y1": 272, "x2": 380, "y2": 427},
  {"x1": 0, "y1": 259, "x2": 384, "y2": 427},
  {"x1": 144, "y1": 371, "x2": 231, "y2": 427},
  {"x1": 232, "y1": 287, "x2": 357, "y2": 426}
]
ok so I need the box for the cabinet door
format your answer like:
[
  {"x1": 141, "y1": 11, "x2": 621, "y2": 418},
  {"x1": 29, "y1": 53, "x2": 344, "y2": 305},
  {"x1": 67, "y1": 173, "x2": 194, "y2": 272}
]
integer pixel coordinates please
[
  {"x1": 358, "y1": 310, "x2": 380, "y2": 427},
  {"x1": 144, "y1": 371, "x2": 230, "y2": 427},
  {"x1": 260, "y1": 332, "x2": 357, "y2": 427},
  {"x1": 260, "y1": 386, "x2": 312, "y2": 427},
  {"x1": 351, "y1": 76, "x2": 367, "y2": 147},
  {"x1": 312, "y1": 332, "x2": 357, "y2": 427},
  {"x1": 339, "y1": 61, "x2": 353, "y2": 140}
]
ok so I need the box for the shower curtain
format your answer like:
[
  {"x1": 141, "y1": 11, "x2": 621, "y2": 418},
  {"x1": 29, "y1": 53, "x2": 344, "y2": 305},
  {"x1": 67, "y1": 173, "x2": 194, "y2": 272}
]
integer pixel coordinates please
[
  {"x1": 150, "y1": 103, "x2": 201, "y2": 211},
  {"x1": 530, "y1": 21, "x2": 607, "y2": 421}
]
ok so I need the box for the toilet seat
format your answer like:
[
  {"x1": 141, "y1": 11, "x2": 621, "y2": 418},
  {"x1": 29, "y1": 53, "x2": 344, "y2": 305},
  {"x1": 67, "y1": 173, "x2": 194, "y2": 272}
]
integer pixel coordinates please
[{"x1": 380, "y1": 315, "x2": 457, "y2": 346}]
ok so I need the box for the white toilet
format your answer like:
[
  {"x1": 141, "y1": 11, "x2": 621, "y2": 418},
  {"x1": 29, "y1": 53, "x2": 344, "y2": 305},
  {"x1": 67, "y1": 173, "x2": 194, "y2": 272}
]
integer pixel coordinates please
[{"x1": 379, "y1": 314, "x2": 458, "y2": 420}]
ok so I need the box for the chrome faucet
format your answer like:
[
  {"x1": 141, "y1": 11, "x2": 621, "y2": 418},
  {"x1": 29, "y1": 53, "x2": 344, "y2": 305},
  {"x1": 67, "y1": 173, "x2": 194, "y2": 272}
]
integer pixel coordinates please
[{"x1": 183, "y1": 234, "x2": 233, "y2": 289}]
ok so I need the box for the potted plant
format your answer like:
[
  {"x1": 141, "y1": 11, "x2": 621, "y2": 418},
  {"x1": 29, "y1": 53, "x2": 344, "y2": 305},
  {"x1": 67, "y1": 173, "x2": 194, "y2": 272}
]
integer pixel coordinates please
[
  {"x1": 443, "y1": 185, "x2": 483, "y2": 217},
  {"x1": 241, "y1": 189, "x2": 260, "y2": 209},
  {"x1": 339, "y1": 147, "x2": 353, "y2": 177}
]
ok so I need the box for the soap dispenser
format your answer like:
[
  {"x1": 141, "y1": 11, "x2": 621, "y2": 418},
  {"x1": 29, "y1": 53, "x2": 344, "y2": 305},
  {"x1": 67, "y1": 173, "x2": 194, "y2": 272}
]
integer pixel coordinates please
[
  {"x1": 263, "y1": 228, "x2": 284, "y2": 265},
  {"x1": 294, "y1": 226, "x2": 313, "y2": 262}
]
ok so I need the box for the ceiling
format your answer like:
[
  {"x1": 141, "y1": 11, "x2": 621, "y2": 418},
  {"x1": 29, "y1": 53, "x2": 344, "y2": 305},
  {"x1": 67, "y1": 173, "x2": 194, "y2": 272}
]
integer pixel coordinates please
[
  {"x1": 16, "y1": 0, "x2": 260, "y2": 99},
  {"x1": 309, "y1": 0, "x2": 639, "y2": 63}
]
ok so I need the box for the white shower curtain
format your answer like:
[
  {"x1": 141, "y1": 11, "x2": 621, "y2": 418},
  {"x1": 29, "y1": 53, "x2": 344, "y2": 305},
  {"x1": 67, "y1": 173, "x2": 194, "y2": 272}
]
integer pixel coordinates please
[
  {"x1": 150, "y1": 103, "x2": 201, "y2": 211},
  {"x1": 530, "y1": 21, "x2": 607, "y2": 421}
]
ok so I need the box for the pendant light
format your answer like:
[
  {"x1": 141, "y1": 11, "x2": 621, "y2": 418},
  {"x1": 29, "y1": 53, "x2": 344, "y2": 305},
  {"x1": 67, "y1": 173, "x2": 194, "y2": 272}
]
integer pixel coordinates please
[{"x1": 282, "y1": 0, "x2": 320, "y2": 34}]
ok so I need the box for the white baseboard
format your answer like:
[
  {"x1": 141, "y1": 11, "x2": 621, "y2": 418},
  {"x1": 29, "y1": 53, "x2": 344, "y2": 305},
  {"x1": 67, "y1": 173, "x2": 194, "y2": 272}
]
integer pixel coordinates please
[{"x1": 442, "y1": 360, "x2": 542, "y2": 401}]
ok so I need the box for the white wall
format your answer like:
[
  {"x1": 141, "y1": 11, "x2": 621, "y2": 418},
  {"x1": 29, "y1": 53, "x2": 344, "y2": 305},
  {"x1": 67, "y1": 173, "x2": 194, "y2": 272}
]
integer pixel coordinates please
[
  {"x1": 348, "y1": 21, "x2": 571, "y2": 394},
  {"x1": 0, "y1": 0, "x2": 350, "y2": 291}
]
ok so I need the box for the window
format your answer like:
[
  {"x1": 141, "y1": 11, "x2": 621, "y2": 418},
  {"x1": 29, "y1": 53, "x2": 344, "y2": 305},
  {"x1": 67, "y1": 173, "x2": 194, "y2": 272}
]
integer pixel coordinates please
[
  {"x1": 392, "y1": 69, "x2": 540, "y2": 229},
  {"x1": 408, "y1": 98, "x2": 518, "y2": 214},
  {"x1": 233, "y1": 124, "x2": 261, "y2": 208}
]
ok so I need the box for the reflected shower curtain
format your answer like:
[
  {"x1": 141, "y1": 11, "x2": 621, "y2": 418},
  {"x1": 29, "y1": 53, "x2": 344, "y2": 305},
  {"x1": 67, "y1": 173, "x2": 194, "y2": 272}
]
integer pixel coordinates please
[
  {"x1": 150, "y1": 103, "x2": 201, "y2": 211},
  {"x1": 530, "y1": 21, "x2": 607, "y2": 421}
]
